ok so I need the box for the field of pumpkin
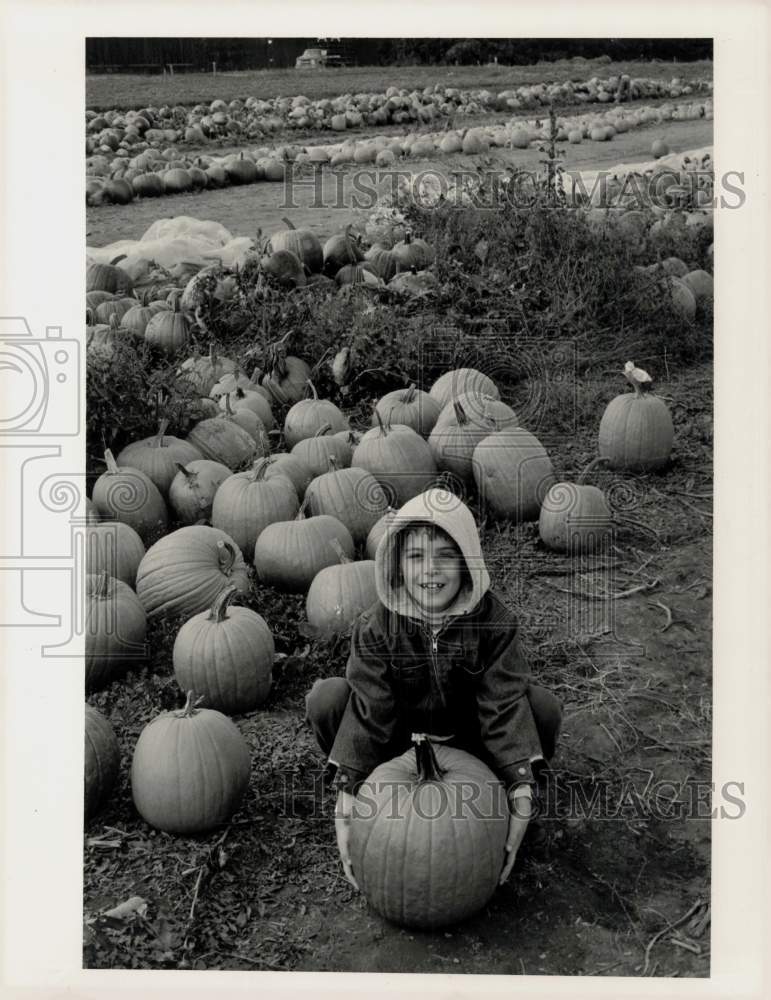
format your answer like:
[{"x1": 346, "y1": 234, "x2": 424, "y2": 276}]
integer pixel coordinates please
[{"x1": 84, "y1": 94, "x2": 713, "y2": 973}]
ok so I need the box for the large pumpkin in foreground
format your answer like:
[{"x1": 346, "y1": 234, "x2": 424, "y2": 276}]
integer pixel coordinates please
[
  {"x1": 136, "y1": 525, "x2": 250, "y2": 618},
  {"x1": 131, "y1": 691, "x2": 251, "y2": 834},
  {"x1": 349, "y1": 737, "x2": 509, "y2": 930}
]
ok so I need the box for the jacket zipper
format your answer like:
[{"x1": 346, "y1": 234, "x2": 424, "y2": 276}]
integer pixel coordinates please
[{"x1": 426, "y1": 624, "x2": 448, "y2": 708}]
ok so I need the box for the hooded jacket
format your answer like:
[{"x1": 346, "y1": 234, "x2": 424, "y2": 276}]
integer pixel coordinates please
[{"x1": 328, "y1": 489, "x2": 544, "y2": 792}]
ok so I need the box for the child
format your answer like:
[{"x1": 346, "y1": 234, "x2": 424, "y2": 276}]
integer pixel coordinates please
[{"x1": 305, "y1": 488, "x2": 562, "y2": 889}]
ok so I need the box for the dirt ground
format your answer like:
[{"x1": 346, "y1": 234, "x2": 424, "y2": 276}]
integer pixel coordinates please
[{"x1": 86, "y1": 118, "x2": 713, "y2": 248}]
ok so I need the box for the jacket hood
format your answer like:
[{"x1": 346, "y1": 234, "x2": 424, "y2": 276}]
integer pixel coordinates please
[{"x1": 374, "y1": 488, "x2": 490, "y2": 623}]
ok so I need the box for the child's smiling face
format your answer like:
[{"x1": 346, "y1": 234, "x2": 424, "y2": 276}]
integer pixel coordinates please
[{"x1": 399, "y1": 525, "x2": 464, "y2": 614}]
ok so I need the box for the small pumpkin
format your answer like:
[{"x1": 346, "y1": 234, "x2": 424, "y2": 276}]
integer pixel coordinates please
[
  {"x1": 92, "y1": 449, "x2": 168, "y2": 545},
  {"x1": 265, "y1": 216, "x2": 323, "y2": 274},
  {"x1": 364, "y1": 244, "x2": 401, "y2": 283},
  {"x1": 187, "y1": 416, "x2": 259, "y2": 470},
  {"x1": 429, "y1": 368, "x2": 500, "y2": 410},
  {"x1": 169, "y1": 459, "x2": 232, "y2": 524},
  {"x1": 472, "y1": 428, "x2": 556, "y2": 520},
  {"x1": 144, "y1": 299, "x2": 192, "y2": 356},
  {"x1": 211, "y1": 457, "x2": 299, "y2": 559},
  {"x1": 116, "y1": 419, "x2": 203, "y2": 497},
  {"x1": 136, "y1": 525, "x2": 250, "y2": 618},
  {"x1": 284, "y1": 381, "x2": 348, "y2": 449},
  {"x1": 390, "y1": 230, "x2": 435, "y2": 270},
  {"x1": 352, "y1": 411, "x2": 438, "y2": 508},
  {"x1": 349, "y1": 736, "x2": 508, "y2": 930},
  {"x1": 178, "y1": 343, "x2": 237, "y2": 394},
  {"x1": 254, "y1": 505, "x2": 355, "y2": 593},
  {"x1": 260, "y1": 452, "x2": 313, "y2": 498},
  {"x1": 173, "y1": 585, "x2": 274, "y2": 714},
  {"x1": 291, "y1": 424, "x2": 353, "y2": 477},
  {"x1": 256, "y1": 332, "x2": 312, "y2": 406},
  {"x1": 323, "y1": 225, "x2": 364, "y2": 277},
  {"x1": 428, "y1": 399, "x2": 500, "y2": 484},
  {"x1": 538, "y1": 457, "x2": 613, "y2": 553},
  {"x1": 598, "y1": 371, "x2": 674, "y2": 472},
  {"x1": 305, "y1": 541, "x2": 378, "y2": 634},
  {"x1": 305, "y1": 458, "x2": 389, "y2": 545},
  {"x1": 131, "y1": 690, "x2": 251, "y2": 834},
  {"x1": 87, "y1": 260, "x2": 134, "y2": 295},
  {"x1": 373, "y1": 383, "x2": 441, "y2": 438},
  {"x1": 219, "y1": 392, "x2": 270, "y2": 445},
  {"x1": 85, "y1": 572, "x2": 147, "y2": 691},
  {"x1": 218, "y1": 384, "x2": 275, "y2": 431},
  {"x1": 85, "y1": 705, "x2": 121, "y2": 819},
  {"x1": 86, "y1": 522, "x2": 145, "y2": 588}
]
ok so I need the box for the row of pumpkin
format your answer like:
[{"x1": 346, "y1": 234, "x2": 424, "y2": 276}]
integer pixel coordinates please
[
  {"x1": 86, "y1": 73, "x2": 712, "y2": 153},
  {"x1": 86, "y1": 97, "x2": 711, "y2": 206}
]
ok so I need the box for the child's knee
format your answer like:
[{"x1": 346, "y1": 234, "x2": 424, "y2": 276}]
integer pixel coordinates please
[{"x1": 304, "y1": 677, "x2": 350, "y2": 724}]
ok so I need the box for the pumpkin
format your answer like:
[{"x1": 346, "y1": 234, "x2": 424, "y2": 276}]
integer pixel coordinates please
[
  {"x1": 257, "y1": 332, "x2": 312, "y2": 405},
  {"x1": 433, "y1": 393, "x2": 518, "y2": 432},
  {"x1": 92, "y1": 449, "x2": 168, "y2": 545},
  {"x1": 284, "y1": 381, "x2": 348, "y2": 449},
  {"x1": 86, "y1": 522, "x2": 145, "y2": 588},
  {"x1": 352, "y1": 411, "x2": 438, "y2": 508},
  {"x1": 349, "y1": 736, "x2": 508, "y2": 930},
  {"x1": 87, "y1": 261, "x2": 134, "y2": 295},
  {"x1": 390, "y1": 230, "x2": 435, "y2": 270},
  {"x1": 261, "y1": 249, "x2": 306, "y2": 289},
  {"x1": 335, "y1": 262, "x2": 382, "y2": 288},
  {"x1": 93, "y1": 296, "x2": 139, "y2": 326},
  {"x1": 162, "y1": 168, "x2": 193, "y2": 193},
  {"x1": 323, "y1": 225, "x2": 364, "y2": 277},
  {"x1": 218, "y1": 392, "x2": 270, "y2": 444},
  {"x1": 254, "y1": 506, "x2": 355, "y2": 592},
  {"x1": 136, "y1": 525, "x2": 250, "y2": 618},
  {"x1": 538, "y1": 457, "x2": 613, "y2": 553},
  {"x1": 211, "y1": 457, "x2": 299, "y2": 559},
  {"x1": 144, "y1": 299, "x2": 191, "y2": 356},
  {"x1": 187, "y1": 416, "x2": 259, "y2": 470},
  {"x1": 131, "y1": 691, "x2": 251, "y2": 834},
  {"x1": 116, "y1": 419, "x2": 203, "y2": 497},
  {"x1": 169, "y1": 459, "x2": 232, "y2": 524},
  {"x1": 173, "y1": 585, "x2": 274, "y2": 714},
  {"x1": 681, "y1": 268, "x2": 713, "y2": 304},
  {"x1": 218, "y1": 384, "x2": 275, "y2": 431},
  {"x1": 291, "y1": 424, "x2": 354, "y2": 477},
  {"x1": 428, "y1": 399, "x2": 501, "y2": 484},
  {"x1": 365, "y1": 507, "x2": 397, "y2": 560},
  {"x1": 225, "y1": 152, "x2": 260, "y2": 185},
  {"x1": 364, "y1": 244, "x2": 401, "y2": 283},
  {"x1": 265, "y1": 216, "x2": 323, "y2": 274},
  {"x1": 85, "y1": 705, "x2": 120, "y2": 819},
  {"x1": 373, "y1": 383, "x2": 441, "y2": 438},
  {"x1": 86, "y1": 314, "x2": 137, "y2": 360},
  {"x1": 305, "y1": 458, "x2": 389, "y2": 545},
  {"x1": 598, "y1": 381, "x2": 674, "y2": 472},
  {"x1": 85, "y1": 572, "x2": 147, "y2": 691},
  {"x1": 121, "y1": 298, "x2": 168, "y2": 338},
  {"x1": 260, "y1": 452, "x2": 313, "y2": 498},
  {"x1": 85, "y1": 289, "x2": 114, "y2": 311},
  {"x1": 472, "y1": 428, "x2": 556, "y2": 520},
  {"x1": 178, "y1": 343, "x2": 237, "y2": 394},
  {"x1": 306, "y1": 542, "x2": 377, "y2": 634},
  {"x1": 429, "y1": 368, "x2": 500, "y2": 410},
  {"x1": 388, "y1": 268, "x2": 438, "y2": 298}
]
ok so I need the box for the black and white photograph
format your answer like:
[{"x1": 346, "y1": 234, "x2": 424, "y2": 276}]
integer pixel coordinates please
[{"x1": 0, "y1": 4, "x2": 768, "y2": 996}]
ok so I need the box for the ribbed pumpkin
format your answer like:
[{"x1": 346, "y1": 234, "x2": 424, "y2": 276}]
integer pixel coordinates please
[
  {"x1": 169, "y1": 459, "x2": 232, "y2": 524},
  {"x1": 538, "y1": 458, "x2": 613, "y2": 553},
  {"x1": 390, "y1": 230, "x2": 435, "y2": 270},
  {"x1": 472, "y1": 428, "x2": 556, "y2": 520},
  {"x1": 173, "y1": 585, "x2": 274, "y2": 714},
  {"x1": 365, "y1": 507, "x2": 397, "y2": 560},
  {"x1": 86, "y1": 314, "x2": 137, "y2": 361},
  {"x1": 352, "y1": 412, "x2": 438, "y2": 508},
  {"x1": 305, "y1": 458, "x2": 389, "y2": 545},
  {"x1": 335, "y1": 262, "x2": 382, "y2": 288},
  {"x1": 86, "y1": 522, "x2": 145, "y2": 588},
  {"x1": 85, "y1": 705, "x2": 121, "y2": 819},
  {"x1": 93, "y1": 296, "x2": 139, "y2": 326},
  {"x1": 598, "y1": 386, "x2": 674, "y2": 471},
  {"x1": 92, "y1": 449, "x2": 168, "y2": 545},
  {"x1": 136, "y1": 525, "x2": 250, "y2": 618},
  {"x1": 434, "y1": 393, "x2": 518, "y2": 432},
  {"x1": 429, "y1": 368, "x2": 500, "y2": 410},
  {"x1": 87, "y1": 261, "x2": 134, "y2": 295},
  {"x1": 291, "y1": 424, "x2": 353, "y2": 477},
  {"x1": 323, "y1": 225, "x2": 364, "y2": 277},
  {"x1": 373, "y1": 383, "x2": 441, "y2": 437},
  {"x1": 211, "y1": 457, "x2": 299, "y2": 559},
  {"x1": 254, "y1": 506, "x2": 355, "y2": 592},
  {"x1": 265, "y1": 216, "x2": 323, "y2": 274},
  {"x1": 144, "y1": 300, "x2": 191, "y2": 356},
  {"x1": 306, "y1": 542, "x2": 377, "y2": 634},
  {"x1": 364, "y1": 244, "x2": 401, "y2": 283},
  {"x1": 218, "y1": 393, "x2": 269, "y2": 445},
  {"x1": 131, "y1": 691, "x2": 251, "y2": 834},
  {"x1": 349, "y1": 737, "x2": 508, "y2": 930},
  {"x1": 85, "y1": 572, "x2": 147, "y2": 691},
  {"x1": 260, "y1": 452, "x2": 313, "y2": 498},
  {"x1": 258, "y1": 340, "x2": 312, "y2": 407},
  {"x1": 187, "y1": 416, "x2": 259, "y2": 470},
  {"x1": 178, "y1": 343, "x2": 236, "y2": 394},
  {"x1": 116, "y1": 420, "x2": 203, "y2": 496},
  {"x1": 219, "y1": 385, "x2": 275, "y2": 431},
  {"x1": 284, "y1": 381, "x2": 348, "y2": 449},
  {"x1": 428, "y1": 400, "x2": 501, "y2": 484}
]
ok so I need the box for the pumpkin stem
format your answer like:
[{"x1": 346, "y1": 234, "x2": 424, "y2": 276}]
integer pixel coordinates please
[
  {"x1": 374, "y1": 407, "x2": 388, "y2": 436},
  {"x1": 314, "y1": 423, "x2": 333, "y2": 437},
  {"x1": 179, "y1": 690, "x2": 203, "y2": 718},
  {"x1": 103, "y1": 448, "x2": 119, "y2": 474},
  {"x1": 305, "y1": 379, "x2": 318, "y2": 400},
  {"x1": 297, "y1": 495, "x2": 310, "y2": 520},
  {"x1": 175, "y1": 462, "x2": 194, "y2": 480},
  {"x1": 403, "y1": 383, "x2": 417, "y2": 404},
  {"x1": 94, "y1": 570, "x2": 110, "y2": 598},
  {"x1": 412, "y1": 733, "x2": 445, "y2": 783},
  {"x1": 577, "y1": 456, "x2": 611, "y2": 485},
  {"x1": 252, "y1": 457, "x2": 271, "y2": 481},
  {"x1": 154, "y1": 418, "x2": 170, "y2": 446},
  {"x1": 216, "y1": 539, "x2": 238, "y2": 574},
  {"x1": 208, "y1": 341, "x2": 218, "y2": 363},
  {"x1": 209, "y1": 583, "x2": 238, "y2": 622},
  {"x1": 330, "y1": 537, "x2": 351, "y2": 564},
  {"x1": 452, "y1": 399, "x2": 469, "y2": 425},
  {"x1": 281, "y1": 216, "x2": 296, "y2": 230},
  {"x1": 327, "y1": 454, "x2": 338, "y2": 471},
  {"x1": 223, "y1": 393, "x2": 235, "y2": 417}
]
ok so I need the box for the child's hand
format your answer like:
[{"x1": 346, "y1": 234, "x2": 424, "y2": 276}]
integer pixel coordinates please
[
  {"x1": 499, "y1": 786, "x2": 533, "y2": 885},
  {"x1": 335, "y1": 789, "x2": 360, "y2": 891}
]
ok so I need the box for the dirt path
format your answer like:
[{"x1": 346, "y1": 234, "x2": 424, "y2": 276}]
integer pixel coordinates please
[{"x1": 86, "y1": 118, "x2": 712, "y2": 247}]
